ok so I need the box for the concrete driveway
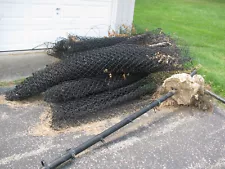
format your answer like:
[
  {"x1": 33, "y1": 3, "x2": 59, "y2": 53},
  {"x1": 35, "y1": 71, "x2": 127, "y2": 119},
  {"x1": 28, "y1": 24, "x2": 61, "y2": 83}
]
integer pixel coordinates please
[
  {"x1": 0, "y1": 94, "x2": 224, "y2": 169},
  {"x1": 0, "y1": 51, "x2": 58, "y2": 82}
]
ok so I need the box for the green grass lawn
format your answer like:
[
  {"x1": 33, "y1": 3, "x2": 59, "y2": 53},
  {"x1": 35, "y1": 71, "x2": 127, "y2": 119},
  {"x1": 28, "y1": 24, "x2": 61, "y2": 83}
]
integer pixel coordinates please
[{"x1": 134, "y1": 0, "x2": 225, "y2": 97}]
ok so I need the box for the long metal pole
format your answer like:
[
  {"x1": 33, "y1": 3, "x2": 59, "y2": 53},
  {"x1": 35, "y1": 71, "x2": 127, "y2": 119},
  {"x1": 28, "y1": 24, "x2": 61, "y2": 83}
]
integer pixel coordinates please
[
  {"x1": 190, "y1": 69, "x2": 225, "y2": 104},
  {"x1": 190, "y1": 69, "x2": 197, "y2": 77},
  {"x1": 205, "y1": 89, "x2": 225, "y2": 104},
  {"x1": 41, "y1": 91, "x2": 175, "y2": 169}
]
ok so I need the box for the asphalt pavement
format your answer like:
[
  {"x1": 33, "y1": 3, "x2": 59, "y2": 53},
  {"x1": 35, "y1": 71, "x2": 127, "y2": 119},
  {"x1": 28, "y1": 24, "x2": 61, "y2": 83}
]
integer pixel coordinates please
[{"x1": 0, "y1": 95, "x2": 224, "y2": 169}]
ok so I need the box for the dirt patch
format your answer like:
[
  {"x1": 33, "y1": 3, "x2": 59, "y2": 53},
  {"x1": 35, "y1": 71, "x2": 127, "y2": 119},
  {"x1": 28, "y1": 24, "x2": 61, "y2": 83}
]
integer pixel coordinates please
[
  {"x1": 29, "y1": 106, "x2": 122, "y2": 136},
  {"x1": 29, "y1": 97, "x2": 179, "y2": 137},
  {"x1": 29, "y1": 96, "x2": 165, "y2": 136},
  {"x1": 29, "y1": 106, "x2": 56, "y2": 136},
  {"x1": 0, "y1": 95, "x2": 44, "y2": 108}
]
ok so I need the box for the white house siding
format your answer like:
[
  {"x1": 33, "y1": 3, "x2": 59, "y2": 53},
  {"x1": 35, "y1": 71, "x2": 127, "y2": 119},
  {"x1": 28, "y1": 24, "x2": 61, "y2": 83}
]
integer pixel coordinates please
[{"x1": 0, "y1": 0, "x2": 135, "y2": 51}]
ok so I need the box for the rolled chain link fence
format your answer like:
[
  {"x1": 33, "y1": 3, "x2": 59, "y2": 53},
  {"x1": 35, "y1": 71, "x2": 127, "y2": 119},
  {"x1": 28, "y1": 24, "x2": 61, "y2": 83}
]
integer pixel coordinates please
[{"x1": 5, "y1": 30, "x2": 190, "y2": 127}]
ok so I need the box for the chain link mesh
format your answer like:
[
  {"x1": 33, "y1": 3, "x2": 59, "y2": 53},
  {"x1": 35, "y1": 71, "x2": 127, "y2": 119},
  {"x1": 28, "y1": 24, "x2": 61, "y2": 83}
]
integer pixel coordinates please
[
  {"x1": 44, "y1": 74, "x2": 146, "y2": 103},
  {"x1": 51, "y1": 75, "x2": 156, "y2": 128},
  {"x1": 5, "y1": 31, "x2": 191, "y2": 128},
  {"x1": 49, "y1": 29, "x2": 177, "y2": 60},
  {"x1": 5, "y1": 44, "x2": 186, "y2": 101},
  {"x1": 49, "y1": 36, "x2": 128, "y2": 59}
]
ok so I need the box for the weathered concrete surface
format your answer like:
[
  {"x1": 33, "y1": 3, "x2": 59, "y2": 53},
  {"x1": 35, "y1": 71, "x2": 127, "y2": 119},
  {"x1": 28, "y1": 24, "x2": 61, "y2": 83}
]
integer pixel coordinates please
[
  {"x1": 0, "y1": 51, "x2": 58, "y2": 81},
  {"x1": 0, "y1": 95, "x2": 225, "y2": 169}
]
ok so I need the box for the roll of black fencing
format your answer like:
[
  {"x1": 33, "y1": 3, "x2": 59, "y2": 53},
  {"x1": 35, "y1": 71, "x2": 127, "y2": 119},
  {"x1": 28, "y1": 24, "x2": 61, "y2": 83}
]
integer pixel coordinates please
[
  {"x1": 49, "y1": 36, "x2": 128, "y2": 59},
  {"x1": 44, "y1": 74, "x2": 146, "y2": 103},
  {"x1": 5, "y1": 43, "x2": 187, "y2": 101},
  {"x1": 51, "y1": 75, "x2": 156, "y2": 128},
  {"x1": 49, "y1": 29, "x2": 176, "y2": 59}
]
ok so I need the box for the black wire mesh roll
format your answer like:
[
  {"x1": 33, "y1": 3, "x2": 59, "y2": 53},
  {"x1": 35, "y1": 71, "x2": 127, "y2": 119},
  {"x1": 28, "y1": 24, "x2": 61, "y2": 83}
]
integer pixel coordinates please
[
  {"x1": 50, "y1": 36, "x2": 128, "y2": 59},
  {"x1": 122, "y1": 29, "x2": 171, "y2": 46},
  {"x1": 49, "y1": 29, "x2": 176, "y2": 60},
  {"x1": 44, "y1": 74, "x2": 146, "y2": 103},
  {"x1": 51, "y1": 76, "x2": 156, "y2": 127},
  {"x1": 5, "y1": 44, "x2": 187, "y2": 101}
]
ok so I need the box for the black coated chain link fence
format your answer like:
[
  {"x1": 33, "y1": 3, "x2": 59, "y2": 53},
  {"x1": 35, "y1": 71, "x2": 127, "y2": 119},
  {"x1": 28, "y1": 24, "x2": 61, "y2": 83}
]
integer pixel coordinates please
[
  {"x1": 51, "y1": 75, "x2": 156, "y2": 128},
  {"x1": 5, "y1": 30, "x2": 190, "y2": 128},
  {"x1": 49, "y1": 36, "x2": 128, "y2": 59},
  {"x1": 6, "y1": 44, "x2": 186, "y2": 101},
  {"x1": 44, "y1": 74, "x2": 146, "y2": 103}
]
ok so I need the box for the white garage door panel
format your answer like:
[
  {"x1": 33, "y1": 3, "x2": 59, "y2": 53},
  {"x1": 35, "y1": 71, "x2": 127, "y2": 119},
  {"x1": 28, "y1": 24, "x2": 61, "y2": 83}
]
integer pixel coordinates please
[
  {"x1": 61, "y1": 0, "x2": 111, "y2": 6},
  {"x1": 30, "y1": 0, "x2": 55, "y2": 5},
  {"x1": 60, "y1": 6, "x2": 110, "y2": 18},
  {"x1": 59, "y1": 27, "x2": 108, "y2": 37},
  {"x1": 0, "y1": 19, "x2": 26, "y2": 30},
  {"x1": 58, "y1": 18, "x2": 109, "y2": 27},
  {"x1": 0, "y1": 0, "x2": 114, "y2": 51},
  {"x1": 29, "y1": 20, "x2": 55, "y2": 30},
  {"x1": 0, "y1": 0, "x2": 24, "y2": 3},
  {"x1": 1, "y1": 4, "x2": 26, "y2": 18},
  {"x1": 1, "y1": 30, "x2": 26, "y2": 44},
  {"x1": 30, "y1": 5, "x2": 55, "y2": 18},
  {"x1": 30, "y1": 30, "x2": 58, "y2": 44},
  {"x1": 1, "y1": 31, "x2": 27, "y2": 50}
]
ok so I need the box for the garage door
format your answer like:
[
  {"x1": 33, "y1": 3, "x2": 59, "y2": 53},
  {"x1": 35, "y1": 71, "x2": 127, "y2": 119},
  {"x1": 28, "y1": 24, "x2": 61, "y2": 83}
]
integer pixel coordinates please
[{"x1": 0, "y1": 0, "x2": 113, "y2": 51}]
